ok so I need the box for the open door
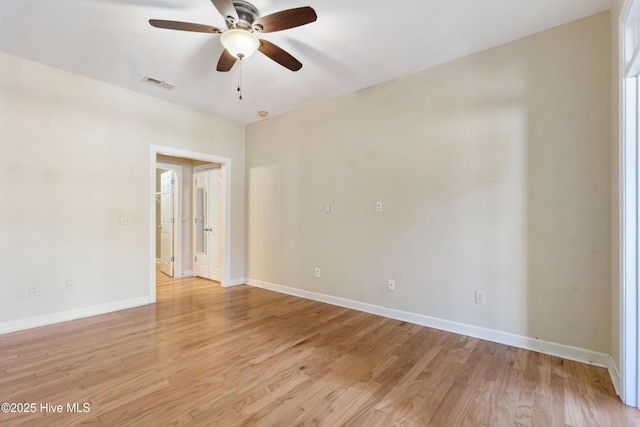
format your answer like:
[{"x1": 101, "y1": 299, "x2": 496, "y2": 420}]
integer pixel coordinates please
[
  {"x1": 193, "y1": 166, "x2": 221, "y2": 282},
  {"x1": 160, "y1": 170, "x2": 175, "y2": 277}
]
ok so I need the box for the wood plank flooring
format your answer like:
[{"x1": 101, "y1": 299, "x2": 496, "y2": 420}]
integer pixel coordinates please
[{"x1": 1, "y1": 272, "x2": 639, "y2": 426}]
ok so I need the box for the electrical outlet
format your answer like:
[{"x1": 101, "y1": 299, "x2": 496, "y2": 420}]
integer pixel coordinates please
[
  {"x1": 29, "y1": 285, "x2": 39, "y2": 297},
  {"x1": 376, "y1": 202, "x2": 383, "y2": 213},
  {"x1": 387, "y1": 279, "x2": 395, "y2": 291},
  {"x1": 475, "y1": 291, "x2": 486, "y2": 305},
  {"x1": 119, "y1": 216, "x2": 131, "y2": 225},
  {"x1": 325, "y1": 204, "x2": 331, "y2": 214},
  {"x1": 66, "y1": 281, "x2": 74, "y2": 292},
  {"x1": 314, "y1": 267, "x2": 320, "y2": 278}
]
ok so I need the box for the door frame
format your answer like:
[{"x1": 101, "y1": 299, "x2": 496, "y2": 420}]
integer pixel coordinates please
[
  {"x1": 619, "y1": 0, "x2": 640, "y2": 407},
  {"x1": 157, "y1": 163, "x2": 182, "y2": 279},
  {"x1": 149, "y1": 145, "x2": 232, "y2": 303}
]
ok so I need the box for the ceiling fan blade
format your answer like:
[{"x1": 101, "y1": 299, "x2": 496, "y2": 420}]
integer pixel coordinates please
[
  {"x1": 210, "y1": 0, "x2": 238, "y2": 23},
  {"x1": 253, "y1": 7, "x2": 317, "y2": 33},
  {"x1": 216, "y1": 49, "x2": 237, "y2": 72},
  {"x1": 258, "y1": 39, "x2": 302, "y2": 71},
  {"x1": 149, "y1": 19, "x2": 222, "y2": 34}
]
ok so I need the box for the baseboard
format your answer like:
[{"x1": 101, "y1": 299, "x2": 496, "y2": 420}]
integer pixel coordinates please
[
  {"x1": 181, "y1": 270, "x2": 193, "y2": 277},
  {"x1": 246, "y1": 278, "x2": 611, "y2": 368},
  {"x1": 227, "y1": 278, "x2": 246, "y2": 287},
  {"x1": 248, "y1": 278, "x2": 314, "y2": 300},
  {"x1": 609, "y1": 355, "x2": 621, "y2": 396},
  {"x1": 0, "y1": 297, "x2": 150, "y2": 335}
]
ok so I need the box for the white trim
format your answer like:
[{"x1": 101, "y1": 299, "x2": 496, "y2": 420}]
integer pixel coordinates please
[
  {"x1": 621, "y1": 76, "x2": 638, "y2": 406},
  {"x1": 150, "y1": 145, "x2": 233, "y2": 302},
  {"x1": 610, "y1": 355, "x2": 622, "y2": 397},
  {"x1": 0, "y1": 297, "x2": 149, "y2": 335},
  {"x1": 619, "y1": 0, "x2": 640, "y2": 407},
  {"x1": 619, "y1": 1, "x2": 629, "y2": 406},
  {"x1": 227, "y1": 278, "x2": 246, "y2": 287},
  {"x1": 248, "y1": 278, "x2": 314, "y2": 300},
  {"x1": 246, "y1": 279, "x2": 610, "y2": 368},
  {"x1": 626, "y1": 49, "x2": 640, "y2": 77}
]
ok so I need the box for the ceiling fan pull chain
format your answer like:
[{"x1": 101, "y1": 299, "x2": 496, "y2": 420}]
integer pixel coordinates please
[{"x1": 237, "y1": 58, "x2": 243, "y2": 100}]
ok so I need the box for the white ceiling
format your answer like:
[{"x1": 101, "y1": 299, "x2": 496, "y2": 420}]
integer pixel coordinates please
[{"x1": 0, "y1": 0, "x2": 612, "y2": 124}]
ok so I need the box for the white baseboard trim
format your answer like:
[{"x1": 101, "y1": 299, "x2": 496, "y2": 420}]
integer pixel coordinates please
[
  {"x1": 609, "y1": 356, "x2": 621, "y2": 396},
  {"x1": 227, "y1": 278, "x2": 246, "y2": 287},
  {"x1": 248, "y1": 279, "x2": 314, "y2": 300},
  {"x1": 0, "y1": 297, "x2": 150, "y2": 335},
  {"x1": 246, "y1": 278, "x2": 611, "y2": 368},
  {"x1": 181, "y1": 270, "x2": 193, "y2": 278}
]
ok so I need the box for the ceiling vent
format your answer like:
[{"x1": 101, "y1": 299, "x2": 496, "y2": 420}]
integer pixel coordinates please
[{"x1": 141, "y1": 76, "x2": 176, "y2": 90}]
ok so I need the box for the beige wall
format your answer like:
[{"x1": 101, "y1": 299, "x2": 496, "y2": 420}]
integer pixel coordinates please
[
  {"x1": 246, "y1": 13, "x2": 612, "y2": 353},
  {"x1": 0, "y1": 52, "x2": 245, "y2": 324}
]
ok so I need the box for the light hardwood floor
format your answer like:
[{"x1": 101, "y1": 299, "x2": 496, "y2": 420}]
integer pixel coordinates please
[{"x1": 1, "y1": 271, "x2": 639, "y2": 426}]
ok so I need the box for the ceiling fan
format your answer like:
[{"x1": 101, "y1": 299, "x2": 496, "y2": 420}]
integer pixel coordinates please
[{"x1": 149, "y1": 0, "x2": 317, "y2": 72}]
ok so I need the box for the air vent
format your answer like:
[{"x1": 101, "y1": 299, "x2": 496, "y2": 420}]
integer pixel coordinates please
[{"x1": 141, "y1": 76, "x2": 176, "y2": 90}]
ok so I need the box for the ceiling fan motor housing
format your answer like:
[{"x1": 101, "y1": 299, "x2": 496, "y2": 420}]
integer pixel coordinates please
[{"x1": 229, "y1": 1, "x2": 259, "y2": 30}]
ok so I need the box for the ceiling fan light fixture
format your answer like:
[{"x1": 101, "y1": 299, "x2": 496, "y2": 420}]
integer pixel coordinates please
[{"x1": 220, "y1": 29, "x2": 260, "y2": 59}]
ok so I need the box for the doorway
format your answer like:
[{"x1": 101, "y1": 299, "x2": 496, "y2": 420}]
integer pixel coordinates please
[{"x1": 149, "y1": 145, "x2": 232, "y2": 304}]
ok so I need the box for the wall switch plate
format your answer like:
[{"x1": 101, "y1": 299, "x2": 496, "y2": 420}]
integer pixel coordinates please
[
  {"x1": 475, "y1": 291, "x2": 486, "y2": 305},
  {"x1": 325, "y1": 204, "x2": 331, "y2": 214},
  {"x1": 314, "y1": 267, "x2": 321, "y2": 278},
  {"x1": 376, "y1": 202, "x2": 383, "y2": 213},
  {"x1": 29, "y1": 285, "x2": 39, "y2": 297},
  {"x1": 119, "y1": 216, "x2": 131, "y2": 225},
  {"x1": 66, "y1": 281, "x2": 74, "y2": 292},
  {"x1": 387, "y1": 279, "x2": 395, "y2": 291}
]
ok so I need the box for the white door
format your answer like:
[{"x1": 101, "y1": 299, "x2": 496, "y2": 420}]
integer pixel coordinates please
[
  {"x1": 193, "y1": 167, "x2": 221, "y2": 281},
  {"x1": 160, "y1": 170, "x2": 175, "y2": 277}
]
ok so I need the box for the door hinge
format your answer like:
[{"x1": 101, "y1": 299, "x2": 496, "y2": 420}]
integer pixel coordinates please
[
  {"x1": 194, "y1": 256, "x2": 197, "y2": 262},
  {"x1": 170, "y1": 256, "x2": 174, "y2": 262},
  {"x1": 171, "y1": 218, "x2": 175, "y2": 224}
]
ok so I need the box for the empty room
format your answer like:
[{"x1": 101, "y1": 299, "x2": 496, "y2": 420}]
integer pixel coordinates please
[{"x1": 2, "y1": 0, "x2": 640, "y2": 425}]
